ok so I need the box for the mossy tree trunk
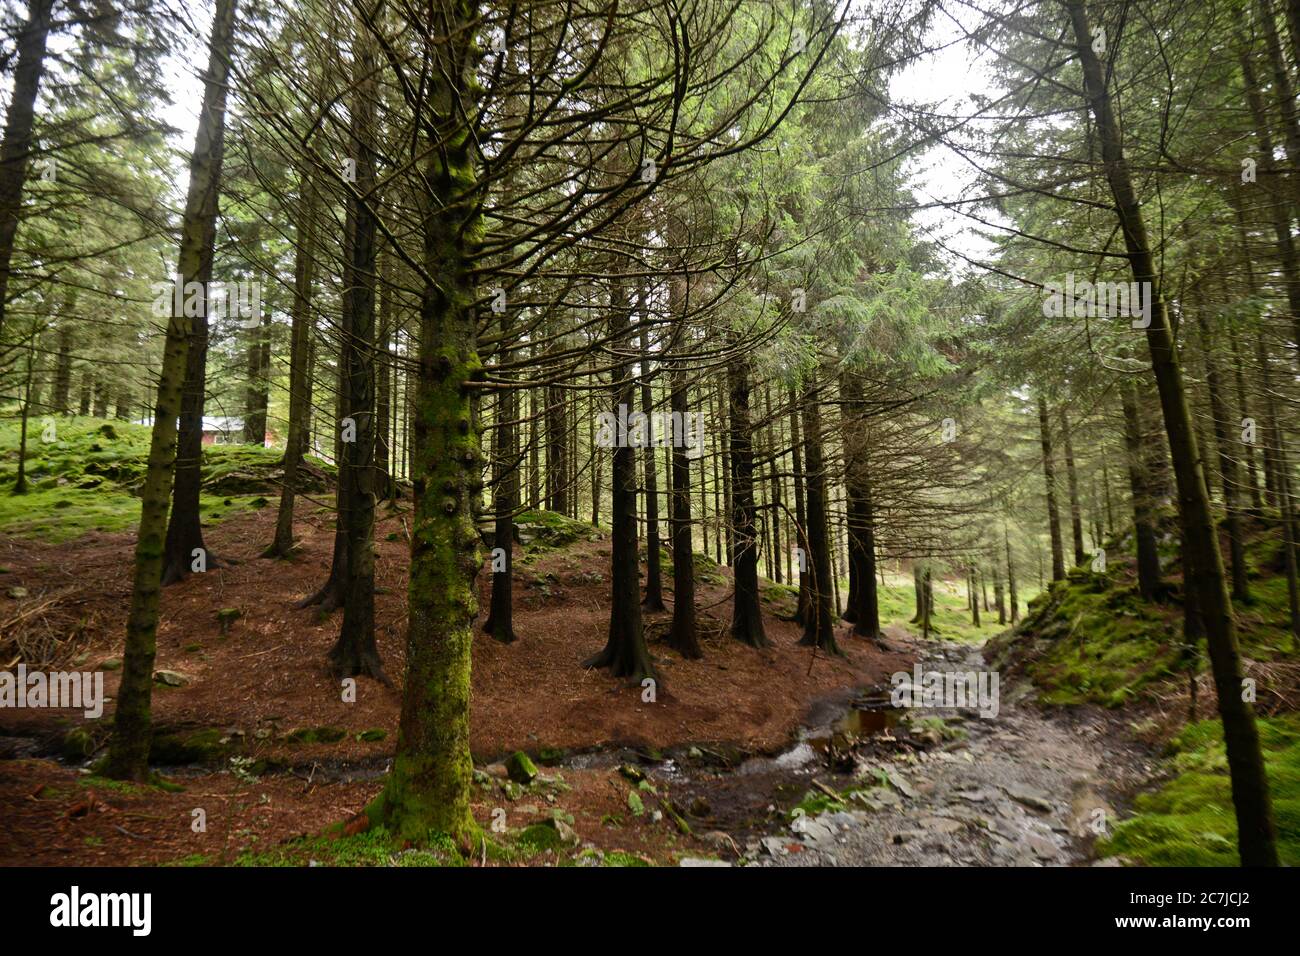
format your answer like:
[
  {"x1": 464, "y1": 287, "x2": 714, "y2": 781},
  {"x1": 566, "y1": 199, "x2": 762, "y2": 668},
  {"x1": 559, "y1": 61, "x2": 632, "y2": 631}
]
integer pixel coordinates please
[
  {"x1": 102, "y1": 0, "x2": 237, "y2": 781},
  {"x1": 370, "y1": 0, "x2": 483, "y2": 845},
  {"x1": 1068, "y1": 0, "x2": 1277, "y2": 866}
]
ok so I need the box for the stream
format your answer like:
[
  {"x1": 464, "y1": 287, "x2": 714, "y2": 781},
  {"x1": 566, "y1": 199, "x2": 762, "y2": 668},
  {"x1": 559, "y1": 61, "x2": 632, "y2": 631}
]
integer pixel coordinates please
[{"x1": 647, "y1": 637, "x2": 1155, "y2": 866}]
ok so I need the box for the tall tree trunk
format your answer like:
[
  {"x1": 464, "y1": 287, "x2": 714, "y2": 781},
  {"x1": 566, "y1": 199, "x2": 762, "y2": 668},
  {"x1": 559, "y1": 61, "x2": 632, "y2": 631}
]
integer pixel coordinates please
[
  {"x1": 585, "y1": 277, "x2": 655, "y2": 682},
  {"x1": 728, "y1": 351, "x2": 768, "y2": 647},
  {"x1": 330, "y1": 28, "x2": 384, "y2": 682},
  {"x1": 1005, "y1": 520, "x2": 1019, "y2": 623},
  {"x1": 369, "y1": 2, "x2": 481, "y2": 844},
  {"x1": 1197, "y1": 311, "x2": 1251, "y2": 603},
  {"x1": 0, "y1": 0, "x2": 53, "y2": 347},
  {"x1": 640, "y1": 323, "x2": 665, "y2": 611},
  {"x1": 1120, "y1": 378, "x2": 1164, "y2": 599},
  {"x1": 798, "y1": 380, "x2": 838, "y2": 654},
  {"x1": 1068, "y1": 0, "x2": 1277, "y2": 866},
  {"x1": 265, "y1": 167, "x2": 319, "y2": 558},
  {"x1": 103, "y1": 0, "x2": 237, "y2": 781},
  {"x1": 484, "y1": 308, "x2": 518, "y2": 644},
  {"x1": 1038, "y1": 395, "x2": 1066, "y2": 581},
  {"x1": 667, "y1": 365, "x2": 700, "y2": 657},
  {"x1": 53, "y1": 323, "x2": 72, "y2": 412},
  {"x1": 545, "y1": 381, "x2": 568, "y2": 513},
  {"x1": 789, "y1": 387, "x2": 809, "y2": 625},
  {"x1": 1060, "y1": 408, "x2": 1086, "y2": 567},
  {"x1": 841, "y1": 371, "x2": 880, "y2": 639}
]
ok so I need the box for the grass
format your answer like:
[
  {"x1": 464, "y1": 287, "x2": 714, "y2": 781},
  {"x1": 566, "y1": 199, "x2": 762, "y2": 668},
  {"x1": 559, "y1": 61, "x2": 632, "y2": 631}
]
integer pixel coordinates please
[
  {"x1": 232, "y1": 826, "x2": 467, "y2": 867},
  {"x1": 1098, "y1": 714, "x2": 1300, "y2": 866},
  {"x1": 0, "y1": 416, "x2": 320, "y2": 541},
  {"x1": 876, "y1": 570, "x2": 1023, "y2": 644}
]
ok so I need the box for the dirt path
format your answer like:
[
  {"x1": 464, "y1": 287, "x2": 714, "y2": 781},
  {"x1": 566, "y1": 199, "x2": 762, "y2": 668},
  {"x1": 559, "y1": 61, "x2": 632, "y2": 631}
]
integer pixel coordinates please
[{"x1": 729, "y1": 631, "x2": 1154, "y2": 867}]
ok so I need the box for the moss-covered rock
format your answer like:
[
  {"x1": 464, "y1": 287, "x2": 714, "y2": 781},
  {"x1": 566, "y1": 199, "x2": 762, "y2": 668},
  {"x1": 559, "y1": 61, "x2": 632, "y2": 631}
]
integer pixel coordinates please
[{"x1": 505, "y1": 750, "x2": 538, "y2": 784}]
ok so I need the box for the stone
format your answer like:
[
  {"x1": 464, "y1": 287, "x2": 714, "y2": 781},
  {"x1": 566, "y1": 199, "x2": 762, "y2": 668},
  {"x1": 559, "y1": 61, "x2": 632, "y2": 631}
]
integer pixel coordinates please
[
  {"x1": 1005, "y1": 784, "x2": 1053, "y2": 813},
  {"x1": 1027, "y1": 834, "x2": 1059, "y2": 860},
  {"x1": 505, "y1": 750, "x2": 538, "y2": 784},
  {"x1": 679, "y1": 857, "x2": 730, "y2": 867},
  {"x1": 153, "y1": 669, "x2": 189, "y2": 687},
  {"x1": 617, "y1": 763, "x2": 646, "y2": 783}
]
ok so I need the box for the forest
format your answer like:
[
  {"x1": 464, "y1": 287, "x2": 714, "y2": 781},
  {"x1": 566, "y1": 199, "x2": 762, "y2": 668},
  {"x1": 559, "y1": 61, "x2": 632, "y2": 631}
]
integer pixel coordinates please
[{"x1": 0, "y1": 0, "x2": 1297, "y2": 882}]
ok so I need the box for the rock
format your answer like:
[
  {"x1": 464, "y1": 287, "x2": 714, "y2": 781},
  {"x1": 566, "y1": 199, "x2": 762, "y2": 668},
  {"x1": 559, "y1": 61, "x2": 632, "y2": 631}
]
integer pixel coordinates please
[
  {"x1": 918, "y1": 816, "x2": 965, "y2": 834},
  {"x1": 617, "y1": 763, "x2": 646, "y2": 783},
  {"x1": 62, "y1": 728, "x2": 95, "y2": 761},
  {"x1": 1005, "y1": 784, "x2": 1053, "y2": 813},
  {"x1": 98, "y1": 657, "x2": 121, "y2": 671},
  {"x1": 892, "y1": 830, "x2": 924, "y2": 845},
  {"x1": 790, "y1": 815, "x2": 834, "y2": 842},
  {"x1": 886, "y1": 770, "x2": 918, "y2": 799},
  {"x1": 542, "y1": 817, "x2": 578, "y2": 845},
  {"x1": 1027, "y1": 834, "x2": 1059, "y2": 860},
  {"x1": 505, "y1": 750, "x2": 538, "y2": 784},
  {"x1": 679, "y1": 857, "x2": 730, "y2": 867},
  {"x1": 687, "y1": 746, "x2": 703, "y2": 760},
  {"x1": 153, "y1": 669, "x2": 189, "y2": 687},
  {"x1": 702, "y1": 831, "x2": 736, "y2": 852},
  {"x1": 760, "y1": 836, "x2": 788, "y2": 856},
  {"x1": 483, "y1": 762, "x2": 509, "y2": 779},
  {"x1": 6, "y1": 586, "x2": 28, "y2": 599},
  {"x1": 216, "y1": 608, "x2": 242, "y2": 634}
]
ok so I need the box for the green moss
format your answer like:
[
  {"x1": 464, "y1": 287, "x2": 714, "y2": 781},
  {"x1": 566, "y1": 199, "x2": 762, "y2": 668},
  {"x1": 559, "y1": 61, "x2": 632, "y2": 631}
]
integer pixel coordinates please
[
  {"x1": 148, "y1": 728, "x2": 227, "y2": 764},
  {"x1": 287, "y1": 725, "x2": 347, "y2": 745},
  {"x1": 1098, "y1": 714, "x2": 1300, "y2": 866},
  {"x1": 0, "y1": 417, "x2": 331, "y2": 541},
  {"x1": 62, "y1": 728, "x2": 96, "y2": 761},
  {"x1": 505, "y1": 750, "x2": 538, "y2": 784},
  {"x1": 516, "y1": 822, "x2": 564, "y2": 854},
  {"x1": 514, "y1": 509, "x2": 599, "y2": 552},
  {"x1": 235, "y1": 826, "x2": 463, "y2": 867},
  {"x1": 1006, "y1": 522, "x2": 1296, "y2": 707}
]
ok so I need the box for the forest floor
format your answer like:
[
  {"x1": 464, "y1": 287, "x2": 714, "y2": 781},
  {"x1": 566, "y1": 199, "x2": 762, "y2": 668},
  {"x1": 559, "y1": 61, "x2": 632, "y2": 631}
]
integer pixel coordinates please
[
  {"x1": 0, "y1": 501, "x2": 917, "y2": 866},
  {"x1": 3, "y1": 491, "x2": 1284, "y2": 866}
]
